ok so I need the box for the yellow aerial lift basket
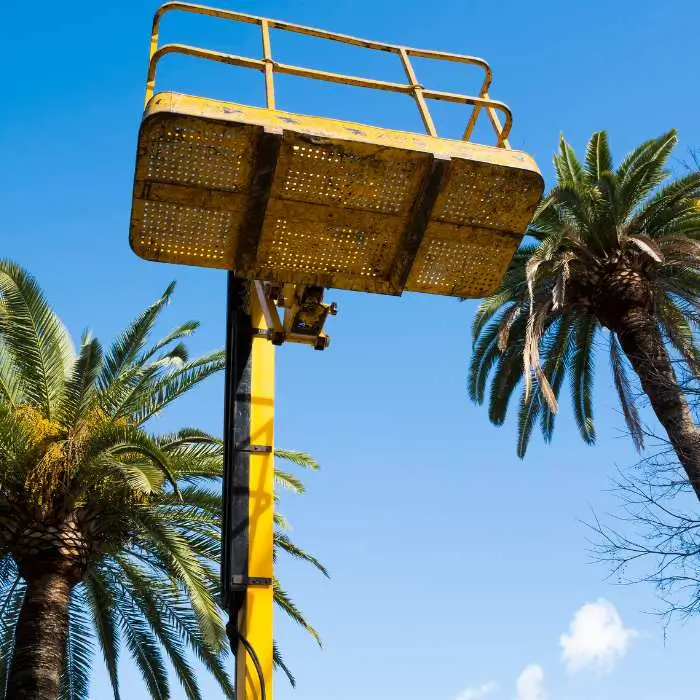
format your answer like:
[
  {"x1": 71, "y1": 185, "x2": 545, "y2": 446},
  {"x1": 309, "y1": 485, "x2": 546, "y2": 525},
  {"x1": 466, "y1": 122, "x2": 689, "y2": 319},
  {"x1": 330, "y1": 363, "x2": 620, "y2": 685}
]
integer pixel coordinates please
[
  {"x1": 129, "y1": 6, "x2": 545, "y2": 698},
  {"x1": 130, "y1": 2, "x2": 544, "y2": 299}
]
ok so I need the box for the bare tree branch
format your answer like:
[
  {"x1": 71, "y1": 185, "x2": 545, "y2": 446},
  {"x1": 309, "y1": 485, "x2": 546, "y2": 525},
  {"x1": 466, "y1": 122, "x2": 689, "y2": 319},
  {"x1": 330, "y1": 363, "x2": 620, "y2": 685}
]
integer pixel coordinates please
[{"x1": 588, "y1": 366, "x2": 700, "y2": 621}]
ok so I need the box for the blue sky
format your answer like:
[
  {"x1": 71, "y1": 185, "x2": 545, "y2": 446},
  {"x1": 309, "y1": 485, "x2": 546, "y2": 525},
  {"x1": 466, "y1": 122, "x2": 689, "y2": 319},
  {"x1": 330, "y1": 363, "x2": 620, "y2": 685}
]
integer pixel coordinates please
[{"x1": 1, "y1": 0, "x2": 700, "y2": 699}]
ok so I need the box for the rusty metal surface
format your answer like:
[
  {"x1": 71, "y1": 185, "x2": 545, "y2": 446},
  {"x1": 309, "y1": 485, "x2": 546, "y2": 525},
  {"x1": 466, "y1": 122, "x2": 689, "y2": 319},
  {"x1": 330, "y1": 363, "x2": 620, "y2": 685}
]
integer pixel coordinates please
[
  {"x1": 143, "y1": 95, "x2": 529, "y2": 171},
  {"x1": 130, "y1": 96, "x2": 544, "y2": 297},
  {"x1": 407, "y1": 224, "x2": 521, "y2": 297},
  {"x1": 132, "y1": 4, "x2": 545, "y2": 297}
]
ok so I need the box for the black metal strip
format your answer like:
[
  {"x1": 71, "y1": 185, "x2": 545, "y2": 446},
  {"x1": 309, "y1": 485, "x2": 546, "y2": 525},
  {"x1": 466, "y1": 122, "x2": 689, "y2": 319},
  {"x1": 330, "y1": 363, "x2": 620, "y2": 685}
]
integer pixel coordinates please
[
  {"x1": 389, "y1": 154, "x2": 450, "y2": 292},
  {"x1": 234, "y1": 127, "x2": 283, "y2": 271},
  {"x1": 231, "y1": 575, "x2": 273, "y2": 588},
  {"x1": 221, "y1": 273, "x2": 253, "y2": 611}
]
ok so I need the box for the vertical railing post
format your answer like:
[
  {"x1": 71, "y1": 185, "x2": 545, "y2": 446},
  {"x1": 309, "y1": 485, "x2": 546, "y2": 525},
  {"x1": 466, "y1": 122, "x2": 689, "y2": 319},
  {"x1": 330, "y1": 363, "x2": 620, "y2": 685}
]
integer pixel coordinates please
[
  {"x1": 462, "y1": 75, "x2": 489, "y2": 142},
  {"x1": 485, "y1": 97, "x2": 510, "y2": 148},
  {"x1": 399, "y1": 48, "x2": 437, "y2": 137},
  {"x1": 261, "y1": 20, "x2": 276, "y2": 109},
  {"x1": 145, "y1": 10, "x2": 164, "y2": 106},
  {"x1": 463, "y1": 76, "x2": 509, "y2": 148}
]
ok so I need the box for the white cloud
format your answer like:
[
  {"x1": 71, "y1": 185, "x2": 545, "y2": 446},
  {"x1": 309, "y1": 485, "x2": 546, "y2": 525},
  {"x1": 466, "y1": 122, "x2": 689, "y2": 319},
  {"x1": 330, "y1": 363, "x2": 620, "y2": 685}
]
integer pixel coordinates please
[
  {"x1": 516, "y1": 664, "x2": 545, "y2": 700},
  {"x1": 455, "y1": 681, "x2": 498, "y2": 700},
  {"x1": 560, "y1": 599, "x2": 637, "y2": 674}
]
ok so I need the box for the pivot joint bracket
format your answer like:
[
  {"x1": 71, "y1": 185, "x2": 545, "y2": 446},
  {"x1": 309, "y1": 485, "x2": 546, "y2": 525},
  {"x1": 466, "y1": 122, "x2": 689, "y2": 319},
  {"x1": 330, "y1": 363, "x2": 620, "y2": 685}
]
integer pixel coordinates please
[{"x1": 253, "y1": 280, "x2": 336, "y2": 350}]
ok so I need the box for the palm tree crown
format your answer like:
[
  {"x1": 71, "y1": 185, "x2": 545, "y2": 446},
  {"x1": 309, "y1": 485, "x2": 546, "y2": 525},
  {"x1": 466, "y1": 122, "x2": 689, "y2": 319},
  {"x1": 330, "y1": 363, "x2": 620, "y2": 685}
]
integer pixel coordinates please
[
  {"x1": 470, "y1": 130, "x2": 700, "y2": 497},
  {"x1": 0, "y1": 261, "x2": 326, "y2": 699}
]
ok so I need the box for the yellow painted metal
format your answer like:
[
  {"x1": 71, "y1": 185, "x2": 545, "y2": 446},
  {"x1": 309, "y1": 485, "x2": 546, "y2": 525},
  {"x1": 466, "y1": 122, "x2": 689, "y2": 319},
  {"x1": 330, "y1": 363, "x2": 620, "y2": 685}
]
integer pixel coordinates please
[
  {"x1": 399, "y1": 48, "x2": 437, "y2": 138},
  {"x1": 146, "y1": 3, "x2": 506, "y2": 142},
  {"x1": 235, "y1": 291, "x2": 275, "y2": 700},
  {"x1": 132, "y1": 2, "x2": 545, "y2": 298},
  {"x1": 260, "y1": 19, "x2": 275, "y2": 111},
  {"x1": 131, "y1": 95, "x2": 542, "y2": 297}
]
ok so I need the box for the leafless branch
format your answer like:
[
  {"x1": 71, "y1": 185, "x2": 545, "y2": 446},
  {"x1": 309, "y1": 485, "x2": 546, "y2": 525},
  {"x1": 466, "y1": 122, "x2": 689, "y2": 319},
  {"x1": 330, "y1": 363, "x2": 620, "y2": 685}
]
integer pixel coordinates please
[{"x1": 588, "y1": 400, "x2": 700, "y2": 622}]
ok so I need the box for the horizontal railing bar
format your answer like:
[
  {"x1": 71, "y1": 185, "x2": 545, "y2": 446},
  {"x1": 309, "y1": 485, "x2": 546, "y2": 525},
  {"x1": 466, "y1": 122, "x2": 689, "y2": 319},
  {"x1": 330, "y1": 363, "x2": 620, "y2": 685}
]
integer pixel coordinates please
[
  {"x1": 153, "y1": 2, "x2": 261, "y2": 29},
  {"x1": 422, "y1": 88, "x2": 512, "y2": 145},
  {"x1": 152, "y1": 44, "x2": 265, "y2": 71},
  {"x1": 148, "y1": 44, "x2": 508, "y2": 114},
  {"x1": 403, "y1": 49, "x2": 492, "y2": 91},
  {"x1": 146, "y1": 44, "x2": 264, "y2": 104},
  {"x1": 153, "y1": 2, "x2": 492, "y2": 90},
  {"x1": 147, "y1": 2, "x2": 511, "y2": 146},
  {"x1": 273, "y1": 61, "x2": 413, "y2": 94}
]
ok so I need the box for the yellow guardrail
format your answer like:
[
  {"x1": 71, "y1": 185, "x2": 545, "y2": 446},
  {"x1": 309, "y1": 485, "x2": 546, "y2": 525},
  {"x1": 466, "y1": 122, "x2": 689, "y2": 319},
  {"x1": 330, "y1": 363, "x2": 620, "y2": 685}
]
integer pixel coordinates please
[{"x1": 145, "y1": 1, "x2": 513, "y2": 147}]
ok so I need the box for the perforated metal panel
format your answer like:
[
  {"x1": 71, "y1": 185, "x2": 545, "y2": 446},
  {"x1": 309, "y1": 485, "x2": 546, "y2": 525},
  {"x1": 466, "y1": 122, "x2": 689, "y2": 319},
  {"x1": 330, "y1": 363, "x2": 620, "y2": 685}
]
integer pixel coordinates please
[
  {"x1": 144, "y1": 117, "x2": 253, "y2": 191},
  {"x1": 403, "y1": 159, "x2": 539, "y2": 296},
  {"x1": 130, "y1": 94, "x2": 544, "y2": 297},
  {"x1": 254, "y1": 201, "x2": 403, "y2": 293},
  {"x1": 277, "y1": 142, "x2": 425, "y2": 215},
  {"x1": 434, "y1": 160, "x2": 539, "y2": 231},
  {"x1": 406, "y1": 224, "x2": 520, "y2": 297},
  {"x1": 136, "y1": 201, "x2": 236, "y2": 265}
]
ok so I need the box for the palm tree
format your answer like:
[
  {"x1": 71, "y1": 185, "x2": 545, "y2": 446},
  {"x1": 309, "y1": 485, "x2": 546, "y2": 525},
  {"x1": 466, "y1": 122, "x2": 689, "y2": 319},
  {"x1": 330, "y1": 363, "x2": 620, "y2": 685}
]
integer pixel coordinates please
[
  {"x1": 0, "y1": 261, "x2": 327, "y2": 699},
  {"x1": 469, "y1": 130, "x2": 700, "y2": 499}
]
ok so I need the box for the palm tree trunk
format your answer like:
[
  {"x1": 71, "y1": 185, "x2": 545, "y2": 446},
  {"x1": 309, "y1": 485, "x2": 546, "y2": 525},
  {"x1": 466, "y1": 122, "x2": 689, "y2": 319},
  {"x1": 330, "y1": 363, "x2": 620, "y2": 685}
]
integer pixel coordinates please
[
  {"x1": 6, "y1": 571, "x2": 71, "y2": 700},
  {"x1": 616, "y1": 308, "x2": 700, "y2": 501}
]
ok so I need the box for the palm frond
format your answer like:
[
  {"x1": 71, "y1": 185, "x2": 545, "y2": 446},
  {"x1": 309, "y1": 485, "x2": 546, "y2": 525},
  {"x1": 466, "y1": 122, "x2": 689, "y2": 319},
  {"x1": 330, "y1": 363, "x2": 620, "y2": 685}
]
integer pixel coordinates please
[
  {"x1": 127, "y1": 351, "x2": 226, "y2": 425},
  {"x1": 516, "y1": 386, "x2": 542, "y2": 459},
  {"x1": 59, "y1": 587, "x2": 94, "y2": 700},
  {"x1": 274, "y1": 449, "x2": 319, "y2": 471},
  {"x1": 0, "y1": 340, "x2": 22, "y2": 406},
  {"x1": 113, "y1": 584, "x2": 170, "y2": 700},
  {"x1": 274, "y1": 470, "x2": 306, "y2": 493},
  {"x1": 117, "y1": 557, "x2": 233, "y2": 699},
  {"x1": 115, "y1": 561, "x2": 204, "y2": 700},
  {"x1": 569, "y1": 317, "x2": 597, "y2": 444},
  {"x1": 471, "y1": 286, "x2": 522, "y2": 340},
  {"x1": 80, "y1": 423, "x2": 180, "y2": 495},
  {"x1": 0, "y1": 562, "x2": 24, "y2": 699},
  {"x1": 656, "y1": 294, "x2": 700, "y2": 371},
  {"x1": 60, "y1": 338, "x2": 103, "y2": 428},
  {"x1": 0, "y1": 260, "x2": 74, "y2": 418},
  {"x1": 84, "y1": 569, "x2": 121, "y2": 700},
  {"x1": 137, "y1": 321, "x2": 200, "y2": 366},
  {"x1": 617, "y1": 129, "x2": 677, "y2": 219},
  {"x1": 132, "y1": 509, "x2": 221, "y2": 649},
  {"x1": 609, "y1": 334, "x2": 644, "y2": 450},
  {"x1": 469, "y1": 315, "x2": 506, "y2": 405},
  {"x1": 274, "y1": 533, "x2": 329, "y2": 578},
  {"x1": 539, "y1": 316, "x2": 574, "y2": 442},
  {"x1": 273, "y1": 579, "x2": 322, "y2": 646},
  {"x1": 485, "y1": 310, "x2": 530, "y2": 426},
  {"x1": 625, "y1": 233, "x2": 665, "y2": 262},
  {"x1": 554, "y1": 133, "x2": 585, "y2": 184},
  {"x1": 273, "y1": 641, "x2": 296, "y2": 687},
  {"x1": 98, "y1": 282, "x2": 176, "y2": 391},
  {"x1": 584, "y1": 131, "x2": 613, "y2": 182},
  {"x1": 630, "y1": 171, "x2": 700, "y2": 239}
]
